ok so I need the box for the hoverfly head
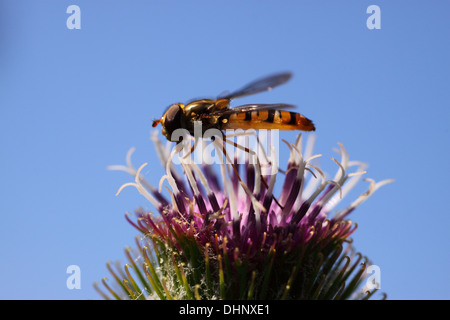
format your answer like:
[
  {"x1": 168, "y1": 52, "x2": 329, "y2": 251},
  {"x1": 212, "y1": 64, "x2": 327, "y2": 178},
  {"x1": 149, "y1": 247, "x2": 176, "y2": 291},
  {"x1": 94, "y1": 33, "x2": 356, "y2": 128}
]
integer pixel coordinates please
[{"x1": 161, "y1": 104, "x2": 184, "y2": 142}]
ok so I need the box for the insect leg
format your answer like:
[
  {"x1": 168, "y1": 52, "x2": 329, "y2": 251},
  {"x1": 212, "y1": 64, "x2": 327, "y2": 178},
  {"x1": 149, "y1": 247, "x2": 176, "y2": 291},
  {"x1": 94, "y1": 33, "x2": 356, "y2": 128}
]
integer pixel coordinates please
[
  {"x1": 222, "y1": 134, "x2": 284, "y2": 210},
  {"x1": 182, "y1": 136, "x2": 199, "y2": 160},
  {"x1": 223, "y1": 130, "x2": 282, "y2": 172}
]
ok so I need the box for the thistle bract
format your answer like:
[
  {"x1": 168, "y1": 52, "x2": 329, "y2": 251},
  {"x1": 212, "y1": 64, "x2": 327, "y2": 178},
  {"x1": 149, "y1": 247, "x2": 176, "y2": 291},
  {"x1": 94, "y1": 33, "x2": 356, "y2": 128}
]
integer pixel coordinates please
[{"x1": 95, "y1": 133, "x2": 392, "y2": 300}]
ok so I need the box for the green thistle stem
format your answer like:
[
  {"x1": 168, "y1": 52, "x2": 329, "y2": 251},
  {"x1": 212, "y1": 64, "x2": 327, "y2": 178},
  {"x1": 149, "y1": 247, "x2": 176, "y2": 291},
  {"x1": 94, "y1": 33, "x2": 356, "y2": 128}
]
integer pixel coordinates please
[
  {"x1": 280, "y1": 266, "x2": 297, "y2": 300},
  {"x1": 125, "y1": 248, "x2": 152, "y2": 296},
  {"x1": 218, "y1": 254, "x2": 226, "y2": 299},
  {"x1": 247, "y1": 271, "x2": 257, "y2": 300},
  {"x1": 204, "y1": 243, "x2": 212, "y2": 297},
  {"x1": 143, "y1": 264, "x2": 165, "y2": 300},
  {"x1": 169, "y1": 252, "x2": 183, "y2": 294},
  {"x1": 123, "y1": 280, "x2": 137, "y2": 300},
  {"x1": 142, "y1": 246, "x2": 165, "y2": 298},
  {"x1": 321, "y1": 256, "x2": 351, "y2": 299},
  {"x1": 124, "y1": 264, "x2": 145, "y2": 300},
  {"x1": 260, "y1": 247, "x2": 276, "y2": 299},
  {"x1": 340, "y1": 262, "x2": 367, "y2": 300},
  {"x1": 178, "y1": 263, "x2": 194, "y2": 300},
  {"x1": 106, "y1": 261, "x2": 128, "y2": 295},
  {"x1": 161, "y1": 277, "x2": 174, "y2": 300},
  {"x1": 101, "y1": 278, "x2": 121, "y2": 300}
]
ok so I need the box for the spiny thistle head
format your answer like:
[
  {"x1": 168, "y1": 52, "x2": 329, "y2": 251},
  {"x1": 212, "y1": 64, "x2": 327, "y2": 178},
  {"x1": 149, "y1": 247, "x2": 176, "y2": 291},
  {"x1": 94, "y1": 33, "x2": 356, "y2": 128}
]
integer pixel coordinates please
[{"x1": 95, "y1": 133, "x2": 393, "y2": 300}]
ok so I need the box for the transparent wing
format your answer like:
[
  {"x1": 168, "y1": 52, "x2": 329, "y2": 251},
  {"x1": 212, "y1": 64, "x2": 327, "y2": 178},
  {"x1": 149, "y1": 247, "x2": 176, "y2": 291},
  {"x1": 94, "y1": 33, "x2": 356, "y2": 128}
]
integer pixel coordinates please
[
  {"x1": 218, "y1": 72, "x2": 293, "y2": 100},
  {"x1": 209, "y1": 103, "x2": 296, "y2": 116}
]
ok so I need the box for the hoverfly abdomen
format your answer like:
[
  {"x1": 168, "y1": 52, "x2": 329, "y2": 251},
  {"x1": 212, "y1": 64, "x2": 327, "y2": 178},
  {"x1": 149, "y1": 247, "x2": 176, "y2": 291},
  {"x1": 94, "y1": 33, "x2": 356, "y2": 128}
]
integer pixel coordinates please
[
  {"x1": 224, "y1": 109, "x2": 315, "y2": 132},
  {"x1": 279, "y1": 110, "x2": 315, "y2": 131}
]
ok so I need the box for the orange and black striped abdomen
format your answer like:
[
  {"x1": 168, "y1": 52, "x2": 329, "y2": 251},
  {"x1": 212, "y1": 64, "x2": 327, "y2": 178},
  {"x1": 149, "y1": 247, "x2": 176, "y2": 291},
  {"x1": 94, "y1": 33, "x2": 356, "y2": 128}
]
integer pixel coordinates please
[{"x1": 223, "y1": 110, "x2": 315, "y2": 131}]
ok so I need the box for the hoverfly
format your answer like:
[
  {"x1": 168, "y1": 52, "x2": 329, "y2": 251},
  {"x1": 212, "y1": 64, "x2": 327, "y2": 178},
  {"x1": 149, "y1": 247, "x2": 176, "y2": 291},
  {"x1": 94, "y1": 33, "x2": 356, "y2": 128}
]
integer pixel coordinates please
[
  {"x1": 152, "y1": 72, "x2": 315, "y2": 142},
  {"x1": 152, "y1": 72, "x2": 315, "y2": 210}
]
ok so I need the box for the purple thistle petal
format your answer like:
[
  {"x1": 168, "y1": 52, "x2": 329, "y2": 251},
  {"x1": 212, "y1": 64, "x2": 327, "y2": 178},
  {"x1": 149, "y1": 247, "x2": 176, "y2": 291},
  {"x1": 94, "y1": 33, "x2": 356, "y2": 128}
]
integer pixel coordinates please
[{"x1": 109, "y1": 132, "x2": 392, "y2": 300}]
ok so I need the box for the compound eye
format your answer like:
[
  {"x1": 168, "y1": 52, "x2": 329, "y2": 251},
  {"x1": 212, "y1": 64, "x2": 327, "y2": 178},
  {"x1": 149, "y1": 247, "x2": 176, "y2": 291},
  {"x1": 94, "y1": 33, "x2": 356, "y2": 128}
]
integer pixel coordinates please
[
  {"x1": 164, "y1": 104, "x2": 183, "y2": 141},
  {"x1": 165, "y1": 104, "x2": 181, "y2": 122}
]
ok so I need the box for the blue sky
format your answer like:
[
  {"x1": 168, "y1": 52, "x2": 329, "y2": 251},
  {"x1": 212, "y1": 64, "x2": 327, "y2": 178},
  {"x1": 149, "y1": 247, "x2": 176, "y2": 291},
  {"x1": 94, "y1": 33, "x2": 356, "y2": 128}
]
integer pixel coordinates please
[{"x1": 0, "y1": 1, "x2": 449, "y2": 300}]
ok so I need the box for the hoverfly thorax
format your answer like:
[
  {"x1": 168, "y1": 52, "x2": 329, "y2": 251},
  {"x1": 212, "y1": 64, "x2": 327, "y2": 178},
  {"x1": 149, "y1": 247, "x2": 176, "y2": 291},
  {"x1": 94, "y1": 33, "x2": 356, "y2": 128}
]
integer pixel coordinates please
[{"x1": 183, "y1": 99, "x2": 217, "y2": 117}]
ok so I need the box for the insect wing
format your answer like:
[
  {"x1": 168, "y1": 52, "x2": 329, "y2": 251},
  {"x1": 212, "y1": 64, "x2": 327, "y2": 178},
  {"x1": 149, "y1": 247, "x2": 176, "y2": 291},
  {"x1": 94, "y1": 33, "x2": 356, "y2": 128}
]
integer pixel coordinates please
[
  {"x1": 220, "y1": 103, "x2": 296, "y2": 114},
  {"x1": 219, "y1": 72, "x2": 292, "y2": 100}
]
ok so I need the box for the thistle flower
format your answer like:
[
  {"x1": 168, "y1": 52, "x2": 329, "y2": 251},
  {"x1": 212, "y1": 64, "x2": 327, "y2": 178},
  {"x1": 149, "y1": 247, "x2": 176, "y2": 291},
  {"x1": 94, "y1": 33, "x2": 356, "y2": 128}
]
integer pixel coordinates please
[{"x1": 95, "y1": 132, "x2": 393, "y2": 300}]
